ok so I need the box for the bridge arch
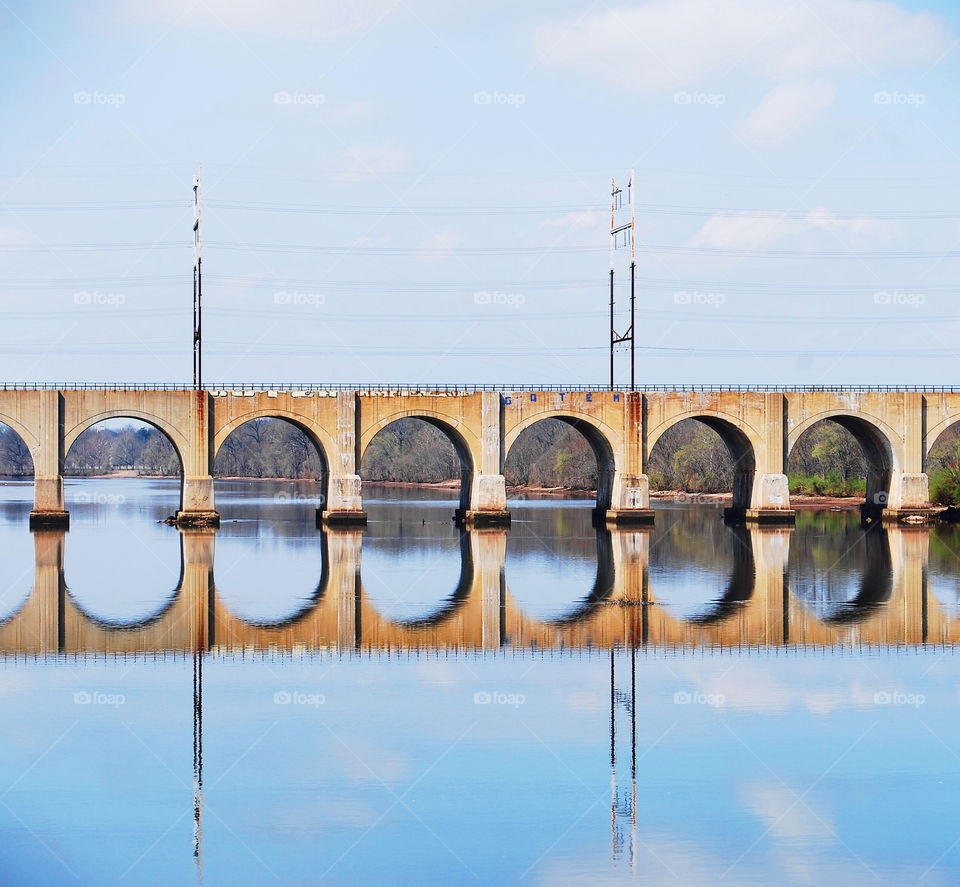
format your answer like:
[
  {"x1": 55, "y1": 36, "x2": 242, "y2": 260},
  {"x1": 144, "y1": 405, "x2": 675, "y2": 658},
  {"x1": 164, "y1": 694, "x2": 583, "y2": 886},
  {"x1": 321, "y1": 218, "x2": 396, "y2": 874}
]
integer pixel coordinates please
[
  {"x1": 63, "y1": 413, "x2": 186, "y2": 509},
  {"x1": 503, "y1": 412, "x2": 619, "y2": 511},
  {"x1": 647, "y1": 412, "x2": 760, "y2": 514},
  {"x1": 0, "y1": 415, "x2": 39, "y2": 464},
  {"x1": 213, "y1": 410, "x2": 335, "y2": 470},
  {"x1": 64, "y1": 410, "x2": 189, "y2": 462},
  {"x1": 213, "y1": 413, "x2": 330, "y2": 514},
  {"x1": 926, "y1": 416, "x2": 960, "y2": 459},
  {"x1": 360, "y1": 412, "x2": 478, "y2": 515},
  {"x1": 788, "y1": 411, "x2": 897, "y2": 513}
]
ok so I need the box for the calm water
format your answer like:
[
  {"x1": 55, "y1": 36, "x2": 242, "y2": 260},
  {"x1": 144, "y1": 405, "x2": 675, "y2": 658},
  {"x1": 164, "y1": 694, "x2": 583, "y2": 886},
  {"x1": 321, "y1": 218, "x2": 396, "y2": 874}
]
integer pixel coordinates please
[{"x1": 1, "y1": 478, "x2": 959, "y2": 885}]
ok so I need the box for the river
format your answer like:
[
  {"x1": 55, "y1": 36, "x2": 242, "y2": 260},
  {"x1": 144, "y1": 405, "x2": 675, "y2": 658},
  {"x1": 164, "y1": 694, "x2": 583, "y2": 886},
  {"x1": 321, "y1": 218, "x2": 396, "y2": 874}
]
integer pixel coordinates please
[{"x1": 0, "y1": 477, "x2": 957, "y2": 885}]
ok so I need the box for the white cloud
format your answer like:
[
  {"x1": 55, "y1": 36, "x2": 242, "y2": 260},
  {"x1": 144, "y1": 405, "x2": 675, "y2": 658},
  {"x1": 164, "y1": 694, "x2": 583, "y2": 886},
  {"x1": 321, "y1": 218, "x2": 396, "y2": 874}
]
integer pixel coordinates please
[
  {"x1": 687, "y1": 207, "x2": 901, "y2": 250},
  {"x1": 805, "y1": 207, "x2": 900, "y2": 243},
  {"x1": 543, "y1": 210, "x2": 605, "y2": 232},
  {"x1": 737, "y1": 80, "x2": 837, "y2": 146},
  {"x1": 417, "y1": 230, "x2": 464, "y2": 264},
  {"x1": 123, "y1": 0, "x2": 399, "y2": 41},
  {"x1": 333, "y1": 141, "x2": 408, "y2": 183},
  {"x1": 687, "y1": 211, "x2": 794, "y2": 251},
  {"x1": 536, "y1": 0, "x2": 948, "y2": 143},
  {"x1": 0, "y1": 227, "x2": 38, "y2": 246},
  {"x1": 534, "y1": 0, "x2": 949, "y2": 94},
  {"x1": 325, "y1": 100, "x2": 375, "y2": 125}
]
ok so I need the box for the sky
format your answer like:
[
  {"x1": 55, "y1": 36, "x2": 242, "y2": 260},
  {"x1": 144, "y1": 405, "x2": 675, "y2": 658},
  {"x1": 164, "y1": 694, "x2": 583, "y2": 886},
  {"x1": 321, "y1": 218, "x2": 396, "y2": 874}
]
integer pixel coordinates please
[{"x1": 0, "y1": 0, "x2": 958, "y2": 386}]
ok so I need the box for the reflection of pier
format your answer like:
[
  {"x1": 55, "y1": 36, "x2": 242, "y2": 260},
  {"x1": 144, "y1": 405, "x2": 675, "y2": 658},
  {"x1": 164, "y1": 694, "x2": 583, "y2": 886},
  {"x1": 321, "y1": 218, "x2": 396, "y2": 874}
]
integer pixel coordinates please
[{"x1": 1, "y1": 525, "x2": 957, "y2": 656}]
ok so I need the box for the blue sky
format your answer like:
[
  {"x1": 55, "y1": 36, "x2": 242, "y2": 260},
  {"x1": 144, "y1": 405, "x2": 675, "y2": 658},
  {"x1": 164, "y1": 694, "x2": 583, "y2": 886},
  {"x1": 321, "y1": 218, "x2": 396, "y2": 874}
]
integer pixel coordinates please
[{"x1": 1, "y1": 0, "x2": 958, "y2": 385}]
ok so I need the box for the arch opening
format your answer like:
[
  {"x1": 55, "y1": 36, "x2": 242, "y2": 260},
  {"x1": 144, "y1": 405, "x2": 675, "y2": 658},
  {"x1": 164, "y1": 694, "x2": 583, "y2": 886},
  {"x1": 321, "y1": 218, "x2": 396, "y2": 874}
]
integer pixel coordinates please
[
  {"x1": 788, "y1": 417, "x2": 890, "y2": 515},
  {"x1": 213, "y1": 417, "x2": 328, "y2": 518},
  {"x1": 360, "y1": 417, "x2": 473, "y2": 515},
  {"x1": 504, "y1": 417, "x2": 615, "y2": 512},
  {"x1": 648, "y1": 417, "x2": 756, "y2": 513},
  {"x1": 63, "y1": 418, "x2": 184, "y2": 511},
  {"x1": 926, "y1": 423, "x2": 960, "y2": 505},
  {"x1": 0, "y1": 422, "x2": 34, "y2": 478}
]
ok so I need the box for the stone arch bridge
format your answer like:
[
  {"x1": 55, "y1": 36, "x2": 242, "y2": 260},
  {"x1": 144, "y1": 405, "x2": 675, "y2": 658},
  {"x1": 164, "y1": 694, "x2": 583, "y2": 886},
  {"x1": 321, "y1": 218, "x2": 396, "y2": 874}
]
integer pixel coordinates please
[{"x1": 1, "y1": 385, "x2": 954, "y2": 528}]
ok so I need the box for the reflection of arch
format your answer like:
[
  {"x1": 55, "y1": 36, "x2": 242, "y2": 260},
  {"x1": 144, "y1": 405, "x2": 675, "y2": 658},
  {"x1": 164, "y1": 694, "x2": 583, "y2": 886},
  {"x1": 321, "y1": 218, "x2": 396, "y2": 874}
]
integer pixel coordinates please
[
  {"x1": 504, "y1": 413, "x2": 618, "y2": 512},
  {"x1": 789, "y1": 524, "x2": 893, "y2": 624},
  {"x1": 384, "y1": 532, "x2": 475, "y2": 628},
  {"x1": 686, "y1": 526, "x2": 756, "y2": 625},
  {"x1": 360, "y1": 414, "x2": 477, "y2": 513},
  {"x1": 214, "y1": 533, "x2": 330, "y2": 627},
  {"x1": 64, "y1": 534, "x2": 184, "y2": 629},
  {"x1": 538, "y1": 530, "x2": 616, "y2": 625},
  {"x1": 648, "y1": 413, "x2": 759, "y2": 514},
  {"x1": 788, "y1": 412, "x2": 896, "y2": 515}
]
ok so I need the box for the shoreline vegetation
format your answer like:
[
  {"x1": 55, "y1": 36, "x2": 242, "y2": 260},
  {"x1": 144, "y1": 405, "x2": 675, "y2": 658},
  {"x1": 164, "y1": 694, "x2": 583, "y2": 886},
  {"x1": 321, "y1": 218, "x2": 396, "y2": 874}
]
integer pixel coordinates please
[
  {"x1": 4, "y1": 414, "x2": 960, "y2": 509},
  {"x1": 1, "y1": 473, "x2": 866, "y2": 510}
]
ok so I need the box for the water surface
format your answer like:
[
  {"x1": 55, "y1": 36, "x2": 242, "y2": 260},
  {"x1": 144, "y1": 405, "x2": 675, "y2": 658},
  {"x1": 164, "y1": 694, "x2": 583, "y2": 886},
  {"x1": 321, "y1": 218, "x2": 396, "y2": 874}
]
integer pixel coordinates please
[{"x1": 0, "y1": 478, "x2": 957, "y2": 885}]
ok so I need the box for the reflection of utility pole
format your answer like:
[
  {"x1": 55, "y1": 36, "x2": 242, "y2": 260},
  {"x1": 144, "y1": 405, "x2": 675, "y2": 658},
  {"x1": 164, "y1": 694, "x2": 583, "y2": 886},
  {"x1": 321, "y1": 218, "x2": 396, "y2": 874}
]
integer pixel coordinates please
[
  {"x1": 193, "y1": 651, "x2": 204, "y2": 879},
  {"x1": 609, "y1": 645, "x2": 638, "y2": 867}
]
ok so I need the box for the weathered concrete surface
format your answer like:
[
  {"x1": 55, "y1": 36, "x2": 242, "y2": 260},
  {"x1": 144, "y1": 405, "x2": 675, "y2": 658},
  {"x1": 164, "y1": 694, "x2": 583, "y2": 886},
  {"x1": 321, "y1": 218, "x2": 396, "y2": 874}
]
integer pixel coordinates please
[{"x1": 3, "y1": 387, "x2": 959, "y2": 528}]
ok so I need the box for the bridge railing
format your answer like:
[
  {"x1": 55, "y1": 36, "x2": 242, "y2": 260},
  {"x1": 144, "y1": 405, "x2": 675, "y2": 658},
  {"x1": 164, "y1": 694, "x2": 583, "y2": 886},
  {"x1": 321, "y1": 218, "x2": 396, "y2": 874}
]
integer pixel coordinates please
[{"x1": 4, "y1": 383, "x2": 960, "y2": 393}]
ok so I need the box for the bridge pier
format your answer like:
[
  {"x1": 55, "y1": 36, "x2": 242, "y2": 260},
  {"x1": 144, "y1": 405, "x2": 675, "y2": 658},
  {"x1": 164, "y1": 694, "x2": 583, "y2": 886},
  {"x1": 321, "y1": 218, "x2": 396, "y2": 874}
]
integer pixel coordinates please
[
  {"x1": 177, "y1": 474, "x2": 220, "y2": 528},
  {"x1": 725, "y1": 473, "x2": 796, "y2": 525},
  {"x1": 30, "y1": 476, "x2": 70, "y2": 528},
  {"x1": 604, "y1": 473, "x2": 655, "y2": 526},
  {"x1": 462, "y1": 473, "x2": 511, "y2": 527},
  {"x1": 322, "y1": 474, "x2": 368, "y2": 526}
]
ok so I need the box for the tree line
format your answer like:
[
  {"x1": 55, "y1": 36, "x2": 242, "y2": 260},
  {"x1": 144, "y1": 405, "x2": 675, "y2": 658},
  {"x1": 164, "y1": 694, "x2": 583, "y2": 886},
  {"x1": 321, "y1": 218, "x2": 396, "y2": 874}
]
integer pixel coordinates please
[{"x1": 2, "y1": 417, "x2": 960, "y2": 502}]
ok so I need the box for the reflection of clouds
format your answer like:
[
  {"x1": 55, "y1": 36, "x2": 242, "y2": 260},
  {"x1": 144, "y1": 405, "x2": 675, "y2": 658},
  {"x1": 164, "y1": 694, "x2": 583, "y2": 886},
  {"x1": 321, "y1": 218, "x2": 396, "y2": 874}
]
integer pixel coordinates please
[
  {"x1": 332, "y1": 739, "x2": 412, "y2": 784},
  {"x1": 412, "y1": 661, "x2": 462, "y2": 689},
  {"x1": 744, "y1": 782, "x2": 834, "y2": 841},
  {"x1": 562, "y1": 690, "x2": 602, "y2": 713}
]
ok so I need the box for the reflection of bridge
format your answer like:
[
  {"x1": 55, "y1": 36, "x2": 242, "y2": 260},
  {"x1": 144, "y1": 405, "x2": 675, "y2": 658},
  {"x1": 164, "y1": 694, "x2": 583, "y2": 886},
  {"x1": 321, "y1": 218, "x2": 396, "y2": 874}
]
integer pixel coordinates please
[
  {"x1": 2, "y1": 525, "x2": 957, "y2": 656},
  {"x1": 3, "y1": 386, "x2": 959, "y2": 529}
]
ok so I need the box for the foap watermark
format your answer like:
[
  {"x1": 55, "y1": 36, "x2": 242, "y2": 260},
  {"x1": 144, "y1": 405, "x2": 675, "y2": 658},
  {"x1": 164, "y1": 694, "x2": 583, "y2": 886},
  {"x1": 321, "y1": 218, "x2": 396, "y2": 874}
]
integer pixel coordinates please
[
  {"x1": 274, "y1": 290, "x2": 326, "y2": 309},
  {"x1": 273, "y1": 491, "x2": 325, "y2": 506},
  {"x1": 674, "y1": 290, "x2": 725, "y2": 308},
  {"x1": 874, "y1": 91, "x2": 925, "y2": 107},
  {"x1": 274, "y1": 690, "x2": 325, "y2": 707},
  {"x1": 473, "y1": 690, "x2": 526, "y2": 708},
  {"x1": 474, "y1": 290, "x2": 525, "y2": 308},
  {"x1": 273, "y1": 90, "x2": 326, "y2": 108},
  {"x1": 873, "y1": 290, "x2": 925, "y2": 308},
  {"x1": 674, "y1": 91, "x2": 725, "y2": 107},
  {"x1": 74, "y1": 491, "x2": 126, "y2": 506},
  {"x1": 473, "y1": 91, "x2": 526, "y2": 107},
  {"x1": 74, "y1": 290, "x2": 126, "y2": 308},
  {"x1": 671, "y1": 492, "x2": 716, "y2": 505},
  {"x1": 874, "y1": 690, "x2": 925, "y2": 707},
  {"x1": 74, "y1": 90, "x2": 126, "y2": 108},
  {"x1": 673, "y1": 690, "x2": 725, "y2": 707},
  {"x1": 74, "y1": 690, "x2": 126, "y2": 708}
]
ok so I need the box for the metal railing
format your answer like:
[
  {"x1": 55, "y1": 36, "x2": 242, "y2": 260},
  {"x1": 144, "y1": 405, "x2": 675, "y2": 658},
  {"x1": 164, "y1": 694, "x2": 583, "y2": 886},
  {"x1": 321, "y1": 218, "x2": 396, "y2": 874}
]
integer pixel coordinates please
[{"x1": 4, "y1": 382, "x2": 960, "y2": 393}]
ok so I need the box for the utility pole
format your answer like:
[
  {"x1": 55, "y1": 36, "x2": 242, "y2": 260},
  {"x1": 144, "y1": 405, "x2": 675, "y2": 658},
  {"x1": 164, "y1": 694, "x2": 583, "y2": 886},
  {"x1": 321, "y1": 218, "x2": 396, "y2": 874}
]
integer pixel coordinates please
[
  {"x1": 609, "y1": 171, "x2": 636, "y2": 389},
  {"x1": 192, "y1": 166, "x2": 203, "y2": 389}
]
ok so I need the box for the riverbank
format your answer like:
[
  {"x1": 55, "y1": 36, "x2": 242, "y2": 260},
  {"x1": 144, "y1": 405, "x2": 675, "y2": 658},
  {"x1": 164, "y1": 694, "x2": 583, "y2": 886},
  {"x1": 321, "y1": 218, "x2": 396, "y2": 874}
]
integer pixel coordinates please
[{"x1": 649, "y1": 490, "x2": 864, "y2": 510}]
